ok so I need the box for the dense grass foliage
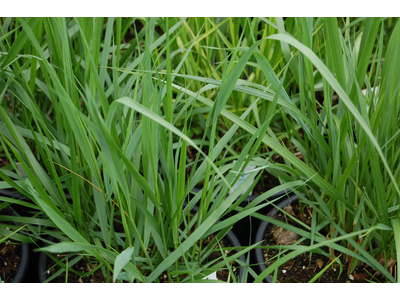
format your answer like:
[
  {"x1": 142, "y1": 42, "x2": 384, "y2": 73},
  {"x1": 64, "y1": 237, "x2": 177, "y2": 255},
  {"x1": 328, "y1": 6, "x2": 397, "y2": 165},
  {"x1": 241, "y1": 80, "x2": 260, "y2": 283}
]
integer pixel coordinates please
[{"x1": 0, "y1": 17, "x2": 399, "y2": 282}]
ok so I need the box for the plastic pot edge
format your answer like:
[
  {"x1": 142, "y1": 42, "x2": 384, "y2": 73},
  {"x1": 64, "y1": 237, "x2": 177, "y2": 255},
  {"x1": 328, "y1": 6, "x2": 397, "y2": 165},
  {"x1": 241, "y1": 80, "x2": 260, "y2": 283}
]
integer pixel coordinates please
[
  {"x1": 11, "y1": 240, "x2": 30, "y2": 283},
  {"x1": 253, "y1": 194, "x2": 300, "y2": 283},
  {"x1": 189, "y1": 204, "x2": 246, "y2": 282}
]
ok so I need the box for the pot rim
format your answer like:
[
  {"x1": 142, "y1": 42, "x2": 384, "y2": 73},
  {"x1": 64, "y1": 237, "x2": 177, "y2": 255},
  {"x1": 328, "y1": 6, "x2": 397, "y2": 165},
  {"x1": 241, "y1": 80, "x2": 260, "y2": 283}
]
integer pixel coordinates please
[
  {"x1": 11, "y1": 241, "x2": 30, "y2": 283},
  {"x1": 188, "y1": 204, "x2": 246, "y2": 282},
  {"x1": 253, "y1": 194, "x2": 299, "y2": 283}
]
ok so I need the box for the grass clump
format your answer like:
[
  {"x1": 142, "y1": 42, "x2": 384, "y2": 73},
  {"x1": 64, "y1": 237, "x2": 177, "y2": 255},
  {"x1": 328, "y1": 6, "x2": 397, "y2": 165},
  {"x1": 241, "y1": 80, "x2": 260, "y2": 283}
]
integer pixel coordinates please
[{"x1": 0, "y1": 17, "x2": 399, "y2": 283}]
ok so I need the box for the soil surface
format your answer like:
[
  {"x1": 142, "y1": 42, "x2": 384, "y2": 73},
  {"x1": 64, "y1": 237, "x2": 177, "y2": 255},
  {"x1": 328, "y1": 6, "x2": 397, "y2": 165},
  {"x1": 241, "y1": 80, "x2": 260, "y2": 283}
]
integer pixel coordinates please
[
  {"x1": 44, "y1": 253, "x2": 107, "y2": 283},
  {"x1": 203, "y1": 234, "x2": 240, "y2": 282},
  {"x1": 262, "y1": 202, "x2": 389, "y2": 283},
  {"x1": 0, "y1": 207, "x2": 23, "y2": 283},
  {"x1": 0, "y1": 241, "x2": 22, "y2": 283}
]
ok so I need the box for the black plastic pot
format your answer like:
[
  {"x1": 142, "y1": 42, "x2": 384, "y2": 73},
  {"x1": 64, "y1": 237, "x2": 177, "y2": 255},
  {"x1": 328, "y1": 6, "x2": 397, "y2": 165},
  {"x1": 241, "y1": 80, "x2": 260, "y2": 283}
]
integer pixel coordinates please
[
  {"x1": 253, "y1": 194, "x2": 299, "y2": 283},
  {"x1": 11, "y1": 241, "x2": 30, "y2": 283},
  {"x1": 38, "y1": 241, "x2": 51, "y2": 283},
  {"x1": 213, "y1": 225, "x2": 246, "y2": 282},
  {"x1": 184, "y1": 204, "x2": 247, "y2": 282},
  {"x1": 190, "y1": 184, "x2": 293, "y2": 257}
]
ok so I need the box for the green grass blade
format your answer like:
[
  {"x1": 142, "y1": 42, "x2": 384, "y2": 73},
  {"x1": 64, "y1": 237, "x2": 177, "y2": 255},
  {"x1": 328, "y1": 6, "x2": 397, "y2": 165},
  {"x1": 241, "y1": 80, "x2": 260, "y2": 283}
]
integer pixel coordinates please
[
  {"x1": 391, "y1": 219, "x2": 400, "y2": 283},
  {"x1": 113, "y1": 246, "x2": 134, "y2": 282},
  {"x1": 266, "y1": 32, "x2": 400, "y2": 199}
]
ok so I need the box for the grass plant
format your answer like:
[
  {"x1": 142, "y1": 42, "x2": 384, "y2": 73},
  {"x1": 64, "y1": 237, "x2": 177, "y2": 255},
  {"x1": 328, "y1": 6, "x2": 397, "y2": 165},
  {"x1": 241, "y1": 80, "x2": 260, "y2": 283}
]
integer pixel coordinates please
[
  {"x1": 0, "y1": 17, "x2": 281, "y2": 282},
  {"x1": 0, "y1": 17, "x2": 399, "y2": 283}
]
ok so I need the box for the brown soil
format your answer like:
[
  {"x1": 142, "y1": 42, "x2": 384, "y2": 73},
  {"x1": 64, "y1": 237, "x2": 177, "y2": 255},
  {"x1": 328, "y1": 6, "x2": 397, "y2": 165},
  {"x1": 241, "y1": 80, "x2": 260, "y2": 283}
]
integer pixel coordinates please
[
  {"x1": 0, "y1": 207, "x2": 22, "y2": 283},
  {"x1": 44, "y1": 253, "x2": 107, "y2": 283},
  {"x1": 262, "y1": 202, "x2": 388, "y2": 283},
  {"x1": 265, "y1": 246, "x2": 389, "y2": 283},
  {"x1": 0, "y1": 241, "x2": 22, "y2": 283}
]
